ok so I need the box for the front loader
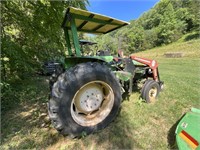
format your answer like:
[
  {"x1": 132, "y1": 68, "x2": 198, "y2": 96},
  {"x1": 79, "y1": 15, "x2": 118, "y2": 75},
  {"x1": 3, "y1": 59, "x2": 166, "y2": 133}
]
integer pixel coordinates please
[{"x1": 48, "y1": 7, "x2": 164, "y2": 137}]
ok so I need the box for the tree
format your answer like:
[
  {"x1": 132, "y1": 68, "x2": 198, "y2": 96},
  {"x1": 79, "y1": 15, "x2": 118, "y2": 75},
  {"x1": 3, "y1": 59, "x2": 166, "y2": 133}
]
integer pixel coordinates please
[{"x1": 1, "y1": 0, "x2": 89, "y2": 80}]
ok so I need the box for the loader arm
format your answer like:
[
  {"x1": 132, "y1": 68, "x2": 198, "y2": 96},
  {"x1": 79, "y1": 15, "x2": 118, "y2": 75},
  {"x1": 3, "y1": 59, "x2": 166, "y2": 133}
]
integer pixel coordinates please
[{"x1": 130, "y1": 55, "x2": 159, "y2": 81}]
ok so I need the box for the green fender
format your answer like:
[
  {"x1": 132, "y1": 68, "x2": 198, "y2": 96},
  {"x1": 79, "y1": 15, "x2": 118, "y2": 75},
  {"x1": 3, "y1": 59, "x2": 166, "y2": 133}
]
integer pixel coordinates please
[
  {"x1": 175, "y1": 108, "x2": 200, "y2": 150},
  {"x1": 64, "y1": 56, "x2": 114, "y2": 69}
]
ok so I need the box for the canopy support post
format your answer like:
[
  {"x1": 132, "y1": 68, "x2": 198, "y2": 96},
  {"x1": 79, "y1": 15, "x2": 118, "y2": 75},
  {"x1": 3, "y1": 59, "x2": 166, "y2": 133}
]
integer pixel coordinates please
[
  {"x1": 64, "y1": 28, "x2": 72, "y2": 56},
  {"x1": 70, "y1": 15, "x2": 81, "y2": 56}
]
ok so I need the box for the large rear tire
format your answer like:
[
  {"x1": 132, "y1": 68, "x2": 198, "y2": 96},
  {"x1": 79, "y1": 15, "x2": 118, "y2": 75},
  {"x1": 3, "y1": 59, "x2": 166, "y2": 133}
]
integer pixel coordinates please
[{"x1": 48, "y1": 62, "x2": 122, "y2": 137}]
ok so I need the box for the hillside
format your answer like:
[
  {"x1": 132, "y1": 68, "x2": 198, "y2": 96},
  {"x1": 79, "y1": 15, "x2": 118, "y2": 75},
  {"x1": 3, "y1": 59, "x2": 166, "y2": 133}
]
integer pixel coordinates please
[
  {"x1": 94, "y1": 0, "x2": 200, "y2": 54},
  {"x1": 2, "y1": 39, "x2": 200, "y2": 149},
  {"x1": 134, "y1": 38, "x2": 200, "y2": 59}
]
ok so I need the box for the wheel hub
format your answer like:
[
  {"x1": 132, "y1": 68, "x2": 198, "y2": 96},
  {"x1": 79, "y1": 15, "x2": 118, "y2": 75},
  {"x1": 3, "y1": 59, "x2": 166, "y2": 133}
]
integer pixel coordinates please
[
  {"x1": 71, "y1": 81, "x2": 114, "y2": 126},
  {"x1": 75, "y1": 85, "x2": 103, "y2": 113},
  {"x1": 149, "y1": 88, "x2": 157, "y2": 97},
  {"x1": 149, "y1": 87, "x2": 157, "y2": 102}
]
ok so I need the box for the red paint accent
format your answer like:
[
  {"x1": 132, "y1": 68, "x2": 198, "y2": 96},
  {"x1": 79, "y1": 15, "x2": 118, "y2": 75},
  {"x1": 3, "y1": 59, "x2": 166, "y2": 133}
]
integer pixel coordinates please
[
  {"x1": 130, "y1": 55, "x2": 158, "y2": 69},
  {"x1": 113, "y1": 57, "x2": 119, "y2": 62},
  {"x1": 118, "y1": 49, "x2": 125, "y2": 58},
  {"x1": 181, "y1": 130, "x2": 199, "y2": 146},
  {"x1": 152, "y1": 69, "x2": 158, "y2": 81},
  {"x1": 130, "y1": 55, "x2": 159, "y2": 81}
]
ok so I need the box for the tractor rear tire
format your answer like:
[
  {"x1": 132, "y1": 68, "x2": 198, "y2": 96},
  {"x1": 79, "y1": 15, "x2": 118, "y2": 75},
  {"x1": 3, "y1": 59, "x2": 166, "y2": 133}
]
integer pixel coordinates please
[
  {"x1": 49, "y1": 64, "x2": 64, "y2": 90},
  {"x1": 48, "y1": 62, "x2": 122, "y2": 137},
  {"x1": 141, "y1": 80, "x2": 160, "y2": 103}
]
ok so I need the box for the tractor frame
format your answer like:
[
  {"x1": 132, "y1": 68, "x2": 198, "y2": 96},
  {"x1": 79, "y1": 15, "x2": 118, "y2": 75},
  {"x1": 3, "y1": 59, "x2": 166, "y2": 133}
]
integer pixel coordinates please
[{"x1": 48, "y1": 7, "x2": 164, "y2": 137}]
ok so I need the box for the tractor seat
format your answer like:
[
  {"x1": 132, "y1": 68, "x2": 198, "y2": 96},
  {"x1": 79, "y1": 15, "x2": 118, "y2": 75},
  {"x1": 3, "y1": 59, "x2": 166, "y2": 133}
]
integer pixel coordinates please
[{"x1": 96, "y1": 50, "x2": 111, "y2": 56}]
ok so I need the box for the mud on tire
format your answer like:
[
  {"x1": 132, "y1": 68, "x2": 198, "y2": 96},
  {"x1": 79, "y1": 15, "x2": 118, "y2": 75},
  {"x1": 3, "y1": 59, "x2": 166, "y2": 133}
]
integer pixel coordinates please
[{"x1": 48, "y1": 62, "x2": 122, "y2": 137}]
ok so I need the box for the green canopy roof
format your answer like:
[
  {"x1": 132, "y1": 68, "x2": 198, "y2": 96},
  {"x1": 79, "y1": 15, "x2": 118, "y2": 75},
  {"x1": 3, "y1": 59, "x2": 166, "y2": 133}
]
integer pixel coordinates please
[{"x1": 62, "y1": 7, "x2": 130, "y2": 34}]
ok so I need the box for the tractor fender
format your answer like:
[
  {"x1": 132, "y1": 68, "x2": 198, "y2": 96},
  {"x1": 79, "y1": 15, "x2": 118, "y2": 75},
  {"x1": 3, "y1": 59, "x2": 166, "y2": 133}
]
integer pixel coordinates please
[{"x1": 64, "y1": 56, "x2": 114, "y2": 69}]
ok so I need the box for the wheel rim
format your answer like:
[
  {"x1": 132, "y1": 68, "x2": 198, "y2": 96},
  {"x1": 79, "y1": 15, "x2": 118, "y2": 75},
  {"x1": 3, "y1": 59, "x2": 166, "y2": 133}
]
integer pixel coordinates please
[
  {"x1": 71, "y1": 81, "x2": 114, "y2": 126},
  {"x1": 148, "y1": 86, "x2": 157, "y2": 102}
]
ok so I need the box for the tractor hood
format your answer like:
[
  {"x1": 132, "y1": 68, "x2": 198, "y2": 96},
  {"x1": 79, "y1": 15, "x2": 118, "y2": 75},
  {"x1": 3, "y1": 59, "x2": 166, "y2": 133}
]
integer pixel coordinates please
[{"x1": 62, "y1": 7, "x2": 130, "y2": 34}]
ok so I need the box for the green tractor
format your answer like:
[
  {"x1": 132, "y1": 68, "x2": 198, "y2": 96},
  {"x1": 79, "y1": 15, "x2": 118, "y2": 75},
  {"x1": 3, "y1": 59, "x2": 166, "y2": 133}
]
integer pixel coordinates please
[{"x1": 48, "y1": 7, "x2": 164, "y2": 137}]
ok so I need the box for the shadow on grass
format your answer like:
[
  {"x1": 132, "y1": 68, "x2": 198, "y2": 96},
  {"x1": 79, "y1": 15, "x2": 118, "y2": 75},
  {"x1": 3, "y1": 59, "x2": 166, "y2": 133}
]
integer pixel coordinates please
[
  {"x1": 1, "y1": 100, "x2": 61, "y2": 149},
  {"x1": 122, "y1": 83, "x2": 141, "y2": 101},
  {"x1": 167, "y1": 114, "x2": 185, "y2": 150},
  {"x1": 2, "y1": 76, "x2": 144, "y2": 149},
  {"x1": 67, "y1": 112, "x2": 142, "y2": 149},
  {"x1": 1, "y1": 76, "x2": 63, "y2": 149},
  {"x1": 184, "y1": 32, "x2": 199, "y2": 41}
]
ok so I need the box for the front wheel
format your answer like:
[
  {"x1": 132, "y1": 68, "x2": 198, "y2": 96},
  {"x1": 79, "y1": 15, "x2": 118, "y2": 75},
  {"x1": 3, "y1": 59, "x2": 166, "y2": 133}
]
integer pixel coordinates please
[
  {"x1": 141, "y1": 80, "x2": 160, "y2": 103},
  {"x1": 48, "y1": 62, "x2": 122, "y2": 137}
]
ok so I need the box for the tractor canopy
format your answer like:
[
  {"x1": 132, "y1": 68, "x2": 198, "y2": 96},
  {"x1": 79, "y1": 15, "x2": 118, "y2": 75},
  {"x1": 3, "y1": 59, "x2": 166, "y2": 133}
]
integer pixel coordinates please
[
  {"x1": 79, "y1": 40, "x2": 97, "y2": 46},
  {"x1": 62, "y1": 7, "x2": 130, "y2": 34},
  {"x1": 61, "y1": 7, "x2": 129, "y2": 56}
]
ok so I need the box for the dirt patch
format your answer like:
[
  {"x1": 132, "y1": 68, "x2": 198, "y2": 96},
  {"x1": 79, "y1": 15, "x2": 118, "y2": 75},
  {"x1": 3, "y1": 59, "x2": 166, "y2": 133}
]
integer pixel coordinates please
[{"x1": 164, "y1": 52, "x2": 184, "y2": 58}]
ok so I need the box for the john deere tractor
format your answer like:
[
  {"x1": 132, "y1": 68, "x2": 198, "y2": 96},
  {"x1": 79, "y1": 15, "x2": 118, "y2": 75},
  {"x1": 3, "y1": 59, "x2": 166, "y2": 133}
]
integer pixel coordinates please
[{"x1": 48, "y1": 7, "x2": 164, "y2": 137}]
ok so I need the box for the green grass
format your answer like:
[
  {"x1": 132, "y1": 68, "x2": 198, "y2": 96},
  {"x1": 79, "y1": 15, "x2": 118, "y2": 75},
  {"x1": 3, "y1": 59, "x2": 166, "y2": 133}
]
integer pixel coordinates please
[{"x1": 1, "y1": 39, "x2": 200, "y2": 149}]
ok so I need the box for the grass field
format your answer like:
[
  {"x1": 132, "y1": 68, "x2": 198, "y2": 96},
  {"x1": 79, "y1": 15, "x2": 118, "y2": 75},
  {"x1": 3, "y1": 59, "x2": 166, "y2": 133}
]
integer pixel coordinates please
[{"x1": 1, "y1": 39, "x2": 200, "y2": 149}]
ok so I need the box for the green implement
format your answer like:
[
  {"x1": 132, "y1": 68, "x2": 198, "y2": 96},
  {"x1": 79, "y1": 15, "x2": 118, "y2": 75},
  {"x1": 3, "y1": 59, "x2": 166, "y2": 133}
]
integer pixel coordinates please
[{"x1": 175, "y1": 108, "x2": 200, "y2": 150}]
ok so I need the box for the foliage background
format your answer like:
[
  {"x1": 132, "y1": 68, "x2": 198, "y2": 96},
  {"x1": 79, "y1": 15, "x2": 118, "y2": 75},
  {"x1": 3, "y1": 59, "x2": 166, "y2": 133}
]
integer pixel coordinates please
[{"x1": 1, "y1": 0, "x2": 89, "y2": 112}]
